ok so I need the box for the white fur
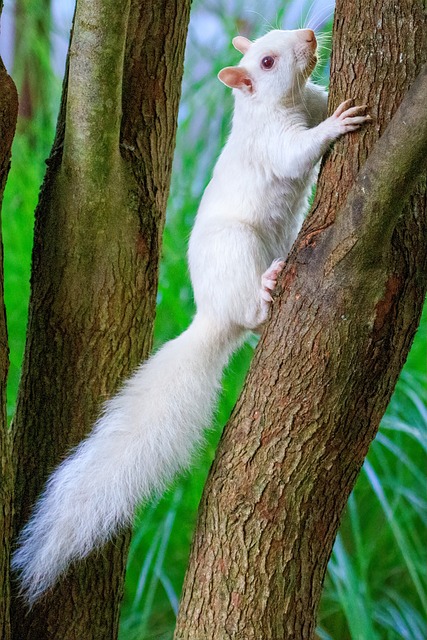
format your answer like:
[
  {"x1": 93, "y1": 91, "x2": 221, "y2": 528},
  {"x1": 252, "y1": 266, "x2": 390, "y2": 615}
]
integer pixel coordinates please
[{"x1": 12, "y1": 29, "x2": 370, "y2": 603}]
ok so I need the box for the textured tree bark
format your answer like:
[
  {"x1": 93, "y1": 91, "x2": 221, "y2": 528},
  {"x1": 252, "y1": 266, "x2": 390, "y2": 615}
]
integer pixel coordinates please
[
  {"x1": 174, "y1": 1, "x2": 427, "y2": 638},
  {"x1": 10, "y1": 1, "x2": 190, "y2": 639},
  {"x1": 0, "y1": 52, "x2": 18, "y2": 640}
]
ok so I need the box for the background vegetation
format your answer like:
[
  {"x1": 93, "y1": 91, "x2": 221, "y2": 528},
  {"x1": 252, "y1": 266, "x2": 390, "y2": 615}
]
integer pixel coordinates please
[{"x1": 1, "y1": 0, "x2": 425, "y2": 638}]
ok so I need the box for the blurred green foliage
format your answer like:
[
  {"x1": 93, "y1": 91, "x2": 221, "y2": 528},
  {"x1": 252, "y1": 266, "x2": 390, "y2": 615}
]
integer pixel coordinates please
[{"x1": 1, "y1": 0, "x2": 425, "y2": 638}]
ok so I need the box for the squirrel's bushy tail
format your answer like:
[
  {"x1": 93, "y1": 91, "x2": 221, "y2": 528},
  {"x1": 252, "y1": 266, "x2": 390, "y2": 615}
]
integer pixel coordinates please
[{"x1": 12, "y1": 314, "x2": 239, "y2": 604}]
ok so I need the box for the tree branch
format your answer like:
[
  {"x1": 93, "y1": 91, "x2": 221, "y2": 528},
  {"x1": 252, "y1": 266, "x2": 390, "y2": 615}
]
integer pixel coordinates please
[
  {"x1": 63, "y1": 0, "x2": 130, "y2": 176},
  {"x1": 11, "y1": 1, "x2": 191, "y2": 638},
  {"x1": 326, "y1": 63, "x2": 427, "y2": 273},
  {"x1": 175, "y1": 2, "x2": 427, "y2": 637}
]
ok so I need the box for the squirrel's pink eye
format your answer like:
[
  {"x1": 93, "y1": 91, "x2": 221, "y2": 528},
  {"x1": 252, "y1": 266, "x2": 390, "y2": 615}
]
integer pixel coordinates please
[{"x1": 261, "y1": 55, "x2": 275, "y2": 70}]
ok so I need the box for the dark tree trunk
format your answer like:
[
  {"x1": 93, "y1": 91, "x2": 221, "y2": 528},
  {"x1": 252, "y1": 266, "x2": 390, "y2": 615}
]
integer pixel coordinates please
[
  {"x1": 0, "y1": 51, "x2": 18, "y2": 640},
  {"x1": 10, "y1": 0, "x2": 191, "y2": 638},
  {"x1": 174, "y1": 1, "x2": 427, "y2": 638}
]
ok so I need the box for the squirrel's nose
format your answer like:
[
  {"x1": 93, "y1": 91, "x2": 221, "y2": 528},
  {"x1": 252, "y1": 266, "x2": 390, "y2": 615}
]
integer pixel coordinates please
[{"x1": 299, "y1": 29, "x2": 317, "y2": 46}]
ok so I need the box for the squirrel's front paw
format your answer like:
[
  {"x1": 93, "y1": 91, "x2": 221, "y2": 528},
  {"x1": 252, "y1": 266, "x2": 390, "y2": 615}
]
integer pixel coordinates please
[{"x1": 326, "y1": 99, "x2": 372, "y2": 138}]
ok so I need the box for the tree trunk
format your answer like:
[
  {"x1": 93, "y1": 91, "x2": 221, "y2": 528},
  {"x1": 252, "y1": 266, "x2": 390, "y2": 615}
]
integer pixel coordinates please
[
  {"x1": 0, "y1": 49, "x2": 18, "y2": 640},
  {"x1": 175, "y1": 1, "x2": 427, "y2": 638},
  {"x1": 10, "y1": 1, "x2": 190, "y2": 638}
]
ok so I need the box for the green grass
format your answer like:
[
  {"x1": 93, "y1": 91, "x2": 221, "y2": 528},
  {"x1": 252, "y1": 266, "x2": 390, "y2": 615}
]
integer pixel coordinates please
[
  {"x1": 319, "y1": 366, "x2": 427, "y2": 639},
  {"x1": 2, "y1": 1, "x2": 426, "y2": 638}
]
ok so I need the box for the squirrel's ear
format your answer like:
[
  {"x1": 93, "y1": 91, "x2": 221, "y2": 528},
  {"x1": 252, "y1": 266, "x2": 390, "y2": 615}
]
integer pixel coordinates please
[
  {"x1": 218, "y1": 66, "x2": 253, "y2": 92},
  {"x1": 232, "y1": 35, "x2": 252, "y2": 54}
]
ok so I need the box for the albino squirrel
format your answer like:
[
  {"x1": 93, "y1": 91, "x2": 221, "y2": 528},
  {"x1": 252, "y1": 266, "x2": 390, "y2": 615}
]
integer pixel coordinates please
[{"x1": 12, "y1": 29, "x2": 370, "y2": 603}]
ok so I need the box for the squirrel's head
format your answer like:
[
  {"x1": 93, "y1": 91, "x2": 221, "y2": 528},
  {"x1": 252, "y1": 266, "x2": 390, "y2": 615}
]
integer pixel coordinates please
[{"x1": 218, "y1": 29, "x2": 317, "y2": 104}]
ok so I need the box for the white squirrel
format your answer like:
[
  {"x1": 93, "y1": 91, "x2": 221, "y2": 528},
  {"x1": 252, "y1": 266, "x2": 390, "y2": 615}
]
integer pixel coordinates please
[{"x1": 12, "y1": 28, "x2": 370, "y2": 604}]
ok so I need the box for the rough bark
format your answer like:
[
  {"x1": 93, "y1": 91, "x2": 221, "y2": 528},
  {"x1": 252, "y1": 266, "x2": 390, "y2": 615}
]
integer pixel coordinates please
[
  {"x1": 175, "y1": 1, "x2": 427, "y2": 638},
  {"x1": 11, "y1": 1, "x2": 190, "y2": 639},
  {"x1": 0, "y1": 53, "x2": 18, "y2": 640}
]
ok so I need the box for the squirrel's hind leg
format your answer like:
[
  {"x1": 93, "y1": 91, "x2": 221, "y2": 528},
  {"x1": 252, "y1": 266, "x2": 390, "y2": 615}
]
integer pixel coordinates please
[{"x1": 254, "y1": 258, "x2": 285, "y2": 331}]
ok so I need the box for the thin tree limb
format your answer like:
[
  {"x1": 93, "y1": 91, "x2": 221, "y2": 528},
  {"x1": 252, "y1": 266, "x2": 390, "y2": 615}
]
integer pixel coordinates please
[
  {"x1": 0, "y1": 54, "x2": 18, "y2": 640},
  {"x1": 63, "y1": 0, "x2": 130, "y2": 175}
]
